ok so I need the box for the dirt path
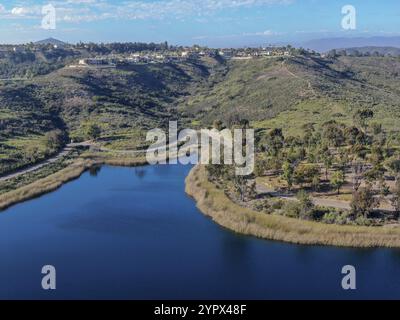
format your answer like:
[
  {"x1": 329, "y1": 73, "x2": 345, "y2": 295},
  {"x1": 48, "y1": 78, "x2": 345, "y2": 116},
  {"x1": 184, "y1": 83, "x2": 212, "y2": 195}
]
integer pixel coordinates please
[
  {"x1": 256, "y1": 183, "x2": 394, "y2": 211},
  {"x1": 281, "y1": 60, "x2": 316, "y2": 96},
  {"x1": 0, "y1": 141, "x2": 93, "y2": 182}
]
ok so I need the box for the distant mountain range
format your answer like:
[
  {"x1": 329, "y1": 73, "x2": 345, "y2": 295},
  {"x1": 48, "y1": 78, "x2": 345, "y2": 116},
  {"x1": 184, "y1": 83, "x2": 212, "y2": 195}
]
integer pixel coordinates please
[
  {"x1": 333, "y1": 46, "x2": 400, "y2": 57},
  {"x1": 34, "y1": 38, "x2": 67, "y2": 46},
  {"x1": 301, "y1": 36, "x2": 400, "y2": 53}
]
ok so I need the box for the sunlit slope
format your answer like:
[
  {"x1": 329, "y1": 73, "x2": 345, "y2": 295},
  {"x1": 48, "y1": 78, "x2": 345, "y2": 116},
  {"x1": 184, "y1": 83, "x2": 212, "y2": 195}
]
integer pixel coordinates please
[
  {"x1": 182, "y1": 55, "x2": 400, "y2": 135},
  {"x1": 0, "y1": 57, "x2": 219, "y2": 172}
]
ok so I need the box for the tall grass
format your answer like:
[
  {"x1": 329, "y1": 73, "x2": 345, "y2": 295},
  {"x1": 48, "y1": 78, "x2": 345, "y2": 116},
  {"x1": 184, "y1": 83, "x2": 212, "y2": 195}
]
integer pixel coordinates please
[
  {"x1": 0, "y1": 160, "x2": 92, "y2": 211},
  {"x1": 185, "y1": 165, "x2": 400, "y2": 248}
]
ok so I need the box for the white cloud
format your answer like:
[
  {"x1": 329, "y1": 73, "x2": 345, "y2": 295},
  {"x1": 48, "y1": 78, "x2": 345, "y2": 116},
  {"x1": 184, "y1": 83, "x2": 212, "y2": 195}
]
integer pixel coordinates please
[
  {"x1": 11, "y1": 7, "x2": 28, "y2": 15},
  {"x1": 194, "y1": 29, "x2": 283, "y2": 41},
  {"x1": 3, "y1": 0, "x2": 294, "y2": 23},
  {"x1": 65, "y1": 0, "x2": 97, "y2": 3},
  {"x1": 11, "y1": 5, "x2": 42, "y2": 16},
  {"x1": 116, "y1": 0, "x2": 293, "y2": 20},
  {"x1": 243, "y1": 30, "x2": 283, "y2": 36}
]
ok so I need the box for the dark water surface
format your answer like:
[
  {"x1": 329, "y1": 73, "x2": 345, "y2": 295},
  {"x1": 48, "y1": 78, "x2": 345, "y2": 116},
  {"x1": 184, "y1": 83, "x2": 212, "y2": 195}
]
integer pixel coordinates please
[{"x1": 1, "y1": 164, "x2": 400, "y2": 299}]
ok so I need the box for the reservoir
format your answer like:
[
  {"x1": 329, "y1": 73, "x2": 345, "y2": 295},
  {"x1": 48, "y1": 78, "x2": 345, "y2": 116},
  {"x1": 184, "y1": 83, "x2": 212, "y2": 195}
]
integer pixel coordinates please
[{"x1": 1, "y1": 163, "x2": 400, "y2": 299}]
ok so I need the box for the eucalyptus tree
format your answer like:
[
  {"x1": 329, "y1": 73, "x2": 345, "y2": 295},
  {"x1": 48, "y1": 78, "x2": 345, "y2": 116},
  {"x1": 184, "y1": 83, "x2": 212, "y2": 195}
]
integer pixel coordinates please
[
  {"x1": 391, "y1": 179, "x2": 400, "y2": 220},
  {"x1": 331, "y1": 170, "x2": 345, "y2": 195}
]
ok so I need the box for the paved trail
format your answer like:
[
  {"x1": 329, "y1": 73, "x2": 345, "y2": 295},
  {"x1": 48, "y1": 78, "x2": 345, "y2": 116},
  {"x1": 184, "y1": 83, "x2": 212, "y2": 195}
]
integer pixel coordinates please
[
  {"x1": 0, "y1": 141, "x2": 92, "y2": 182},
  {"x1": 0, "y1": 139, "x2": 186, "y2": 182}
]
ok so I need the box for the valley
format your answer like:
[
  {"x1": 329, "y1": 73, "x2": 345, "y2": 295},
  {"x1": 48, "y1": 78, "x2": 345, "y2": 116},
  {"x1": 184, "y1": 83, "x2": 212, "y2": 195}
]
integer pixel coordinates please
[{"x1": 1, "y1": 41, "x2": 400, "y2": 243}]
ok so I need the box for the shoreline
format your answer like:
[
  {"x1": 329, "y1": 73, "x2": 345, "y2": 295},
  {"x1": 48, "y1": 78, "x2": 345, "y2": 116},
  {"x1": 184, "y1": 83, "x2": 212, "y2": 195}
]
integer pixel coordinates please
[
  {"x1": 185, "y1": 165, "x2": 400, "y2": 248},
  {"x1": 3, "y1": 155, "x2": 400, "y2": 249},
  {"x1": 0, "y1": 145, "x2": 182, "y2": 212}
]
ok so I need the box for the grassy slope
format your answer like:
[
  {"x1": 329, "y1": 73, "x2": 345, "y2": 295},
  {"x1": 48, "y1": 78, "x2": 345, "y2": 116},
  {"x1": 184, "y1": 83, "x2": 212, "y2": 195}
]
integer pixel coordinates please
[
  {"x1": 38, "y1": 59, "x2": 215, "y2": 137},
  {"x1": 2, "y1": 53, "x2": 400, "y2": 175},
  {"x1": 180, "y1": 56, "x2": 310, "y2": 124},
  {"x1": 0, "y1": 57, "x2": 219, "y2": 174},
  {"x1": 183, "y1": 55, "x2": 400, "y2": 137}
]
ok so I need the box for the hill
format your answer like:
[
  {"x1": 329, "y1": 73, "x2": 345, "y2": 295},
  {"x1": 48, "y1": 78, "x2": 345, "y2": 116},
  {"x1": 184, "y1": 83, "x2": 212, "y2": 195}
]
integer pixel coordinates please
[
  {"x1": 302, "y1": 36, "x2": 400, "y2": 53},
  {"x1": 0, "y1": 56, "x2": 220, "y2": 174},
  {"x1": 181, "y1": 54, "x2": 400, "y2": 136},
  {"x1": 332, "y1": 46, "x2": 400, "y2": 57},
  {"x1": 34, "y1": 38, "x2": 67, "y2": 46},
  {"x1": 0, "y1": 46, "x2": 80, "y2": 79},
  {"x1": 1, "y1": 47, "x2": 400, "y2": 175}
]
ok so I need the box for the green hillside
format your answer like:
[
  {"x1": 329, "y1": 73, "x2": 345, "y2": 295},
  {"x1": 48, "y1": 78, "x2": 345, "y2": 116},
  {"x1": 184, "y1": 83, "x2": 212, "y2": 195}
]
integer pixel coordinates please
[
  {"x1": 1, "y1": 48, "x2": 400, "y2": 176},
  {"x1": 182, "y1": 54, "x2": 400, "y2": 136},
  {"x1": 0, "y1": 55, "x2": 219, "y2": 174}
]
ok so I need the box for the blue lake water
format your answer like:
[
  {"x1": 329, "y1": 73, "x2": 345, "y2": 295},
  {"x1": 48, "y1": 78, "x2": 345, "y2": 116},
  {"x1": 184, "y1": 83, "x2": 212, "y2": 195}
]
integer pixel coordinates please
[{"x1": 1, "y1": 163, "x2": 400, "y2": 300}]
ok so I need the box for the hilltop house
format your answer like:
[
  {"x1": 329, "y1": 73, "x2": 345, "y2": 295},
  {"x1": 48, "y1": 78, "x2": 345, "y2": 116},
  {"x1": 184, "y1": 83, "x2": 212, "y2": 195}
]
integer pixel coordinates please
[{"x1": 74, "y1": 58, "x2": 116, "y2": 68}]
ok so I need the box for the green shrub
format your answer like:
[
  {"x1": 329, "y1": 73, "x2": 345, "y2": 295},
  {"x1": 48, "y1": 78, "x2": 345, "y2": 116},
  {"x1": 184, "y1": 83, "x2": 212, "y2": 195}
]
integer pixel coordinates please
[
  {"x1": 354, "y1": 216, "x2": 372, "y2": 226},
  {"x1": 283, "y1": 201, "x2": 301, "y2": 218},
  {"x1": 271, "y1": 199, "x2": 284, "y2": 210},
  {"x1": 322, "y1": 212, "x2": 337, "y2": 224},
  {"x1": 253, "y1": 199, "x2": 271, "y2": 213}
]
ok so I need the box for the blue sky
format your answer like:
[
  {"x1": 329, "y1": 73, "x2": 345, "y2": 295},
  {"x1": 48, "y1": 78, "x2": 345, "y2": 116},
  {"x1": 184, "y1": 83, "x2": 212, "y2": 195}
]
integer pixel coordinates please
[{"x1": 0, "y1": 0, "x2": 399, "y2": 46}]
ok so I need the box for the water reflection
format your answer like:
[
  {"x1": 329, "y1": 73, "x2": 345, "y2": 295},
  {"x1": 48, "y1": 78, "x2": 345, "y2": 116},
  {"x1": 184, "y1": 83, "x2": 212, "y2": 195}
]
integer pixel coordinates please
[
  {"x1": 89, "y1": 165, "x2": 102, "y2": 177},
  {"x1": 134, "y1": 168, "x2": 147, "y2": 179}
]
